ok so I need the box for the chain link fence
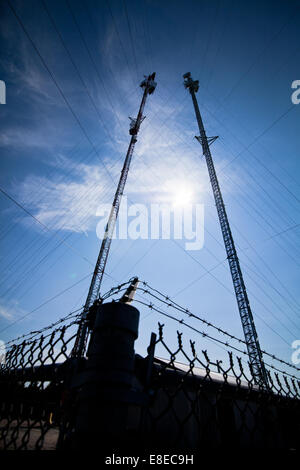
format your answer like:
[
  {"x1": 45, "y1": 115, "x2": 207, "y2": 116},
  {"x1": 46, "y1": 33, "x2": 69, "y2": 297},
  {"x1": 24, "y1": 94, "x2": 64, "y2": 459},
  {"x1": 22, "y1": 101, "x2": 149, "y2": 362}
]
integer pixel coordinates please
[
  {"x1": 0, "y1": 322, "x2": 77, "y2": 450},
  {"x1": 0, "y1": 299, "x2": 299, "y2": 451},
  {"x1": 139, "y1": 323, "x2": 300, "y2": 449}
]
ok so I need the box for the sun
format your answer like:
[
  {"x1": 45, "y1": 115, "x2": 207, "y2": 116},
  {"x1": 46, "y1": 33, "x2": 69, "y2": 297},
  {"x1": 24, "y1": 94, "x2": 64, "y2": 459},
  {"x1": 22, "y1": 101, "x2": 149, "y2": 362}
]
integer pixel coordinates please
[{"x1": 168, "y1": 182, "x2": 194, "y2": 208}]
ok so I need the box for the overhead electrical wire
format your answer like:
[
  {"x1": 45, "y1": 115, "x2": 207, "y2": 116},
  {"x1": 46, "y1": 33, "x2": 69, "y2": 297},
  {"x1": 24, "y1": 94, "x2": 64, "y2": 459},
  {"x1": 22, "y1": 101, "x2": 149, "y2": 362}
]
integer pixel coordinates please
[
  {"x1": 206, "y1": 7, "x2": 299, "y2": 104},
  {"x1": 0, "y1": 271, "x2": 93, "y2": 336},
  {"x1": 121, "y1": 111, "x2": 300, "y2": 348},
  {"x1": 131, "y1": 85, "x2": 300, "y2": 334},
  {"x1": 2, "y1": 0, "x2": 298, "y2": 370},
  {"x1": 1, "y1": 280, "x2": 133, "y2": 348},
  {"x1": 0, "y1": 185, "x2": 111, "y2": 279},
  {"x1": 105, "y1": 0, "x2": 136, "y2": 88},
  {"x1": 110, "y1": 100, "x2": 299, "y2": 347},
  {"x1": 65, "y1": 0, "x2": 128, "y2": 135},
  {"x1": 122, "y1": 0, "x2": 139, "y2": 82},
  {"x1": 42, "y1": 0, "x2": 126, "y2": 155},
  {"x1": 0, "y1": 143, "x2": 118, "y2": 286},
  {"x1": 132, "y1": 298, "x2": 299, "y2": 380},
  {"x1": 6, "y1": 0, "x2": 116, "y2": 185},
  {"x1": 2, "y1": 0, "x2": 190, "y2": 293},
  {"x1": 197, "y1": 82, "x2": 300, "y2": 219},
  {"x1": 126, "y1": 117, "x2": 298, "y2": 344},
  {"x1": 1, "y1": 0, "x2": 185, "y2": 312},
  {"x1": 133, "y1": 282, "x2": 300, "y2": 373},
  {"x1": 82, "y1": 0, "x2": 139, "y2": 108}
]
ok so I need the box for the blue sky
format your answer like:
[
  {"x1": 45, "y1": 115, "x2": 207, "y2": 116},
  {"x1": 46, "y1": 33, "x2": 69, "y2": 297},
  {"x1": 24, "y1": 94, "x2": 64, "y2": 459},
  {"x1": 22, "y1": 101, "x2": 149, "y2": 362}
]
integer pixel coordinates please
[{"x1": 0, "y1": 0, "x2": 300, "y2": 375}]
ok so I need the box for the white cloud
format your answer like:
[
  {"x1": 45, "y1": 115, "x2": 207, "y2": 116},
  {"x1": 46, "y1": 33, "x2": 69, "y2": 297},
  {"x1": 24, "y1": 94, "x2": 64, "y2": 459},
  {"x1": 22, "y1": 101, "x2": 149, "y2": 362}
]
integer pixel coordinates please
[
  {"x1": 15, "y1": 158, "x2": 117, "y2": 233},
  {"x1": 0, "y1": 300, "x2": 26, "y2": 321},
  {"x1": 3, "y1": 21, "x2": 238, "y2": 236},
  {"x1": 0, "y1": 305, "x2": 13, "y2": 320},
  {"x1": 13, "y1": 113, "x2": 237, "y2": 236}
]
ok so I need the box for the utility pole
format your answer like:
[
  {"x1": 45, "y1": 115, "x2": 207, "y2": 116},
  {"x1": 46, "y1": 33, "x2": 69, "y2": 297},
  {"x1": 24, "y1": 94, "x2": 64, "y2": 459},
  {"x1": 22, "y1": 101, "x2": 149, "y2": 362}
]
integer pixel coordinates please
[
  {"x1": 72, "y1": 73, "x2": 157, "y2": 357},
  {"x1": 183, "y1": 72, "x2": 268, "y2": 387}
]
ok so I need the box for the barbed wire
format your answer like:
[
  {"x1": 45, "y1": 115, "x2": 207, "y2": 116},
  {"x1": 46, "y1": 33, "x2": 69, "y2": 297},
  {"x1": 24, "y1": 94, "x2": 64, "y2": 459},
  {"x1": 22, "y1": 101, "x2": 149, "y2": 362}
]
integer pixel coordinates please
[
  {"x1": 0, "y1": 309, "x2": 82, "y2": 351},
  {"x1": 99, "y1": 279, "x2": 299, "y2": 374},
  {"x1": 0, "y1": 281, "x2": 133, "y2": 351},
  {"x1": 2, "y1": 278, "x2": 298, "y2": 377},
  {"x1": 135, "y1": 280, "x2": 300, "y2": 373},
  {"x1": 133, "y1": 299, "x2": 300, "y2": 381},
  {"x1": 101, "y1": 279, "x2": 133, "y2": 301},
  {"x1": 134, "y1": 298, "x2": 250, "y2": 355}
]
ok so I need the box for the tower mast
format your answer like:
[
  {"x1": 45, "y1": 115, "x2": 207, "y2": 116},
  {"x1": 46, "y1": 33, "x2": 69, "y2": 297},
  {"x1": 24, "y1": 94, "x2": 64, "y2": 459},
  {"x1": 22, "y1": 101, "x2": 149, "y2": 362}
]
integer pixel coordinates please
[
  {"x1": 183, "y1": 72, "x2": 268, "y2": 387},
  {"x1": 72, "y1": 73, "x2": 157, "y2": 357}
]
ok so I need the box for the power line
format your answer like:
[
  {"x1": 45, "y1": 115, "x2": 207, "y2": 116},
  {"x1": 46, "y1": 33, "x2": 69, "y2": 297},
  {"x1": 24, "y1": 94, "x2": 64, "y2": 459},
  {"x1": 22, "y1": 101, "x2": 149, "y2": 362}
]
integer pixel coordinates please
[
  {"x1": 1, "y1": 308, "x2": 81, "y2": 349},
  {"x1": 83, "y1": 0, "x2": 138, "y2": 108},
  {"x1": 133, "y1": 298, "x2": 299, "y2": 380},
  {"x1": 122, "y1": 0, "x2": 139, "y2": 81},
  {"x1": 198, "y1": 84, "x2": 300, "y2": 219},
  {"x1": 0, "y1": 271, "x2": 93, "y2": 336},
  {"x1": 1, "y1": 280, "x2": 132, "y2": 348},
  {"x1": 220, "y1": 105, "x2": 299, "y2": 203},
  {"x1": 131, "y1": 111, "x2": 299, "y2": 350},
  {"x1": 184, "y1": 96, "x2": 300, "y2": 301},
  {"x1": 215, "y1": 8, "x2": 298, "y2": 103},
  {"x1": 198, "y1": 94, "x2": 299, "y2": 206},
  {"x1": 6, "y1": 0, "x2": 115, "y2": 185},
  {"x1": 264, "y1": 223, "x2": 300, "y2": 241},
  {"x1": 0, "y1": 185, "x2": 111, "y2": 277},
  {"x1": 114, "y1": 94, "x2": 299, "y2": 350},
  {"x1": 134, "y1": 281, "x2": 300, "y2": 374},
  {"x1": 1, "y1": 0, "x2": 144, "y2": 296},
  {"x1": 41, "y1": 0, "x2": 124, "y2": 154},
  {"x1": 105, "y1": 0, "x2": 136, "y2": 88},
  {"x1": 0, "y1": 156, "x2": 122, "y2": 296},
  {"x1": 64, "y1": 0, "x2": 127, "y2": 135}
]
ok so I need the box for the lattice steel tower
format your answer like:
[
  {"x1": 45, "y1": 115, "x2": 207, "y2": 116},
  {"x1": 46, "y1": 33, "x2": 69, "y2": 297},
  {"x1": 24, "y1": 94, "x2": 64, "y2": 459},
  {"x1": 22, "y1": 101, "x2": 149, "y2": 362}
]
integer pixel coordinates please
[
  {"x1": 183, "y1": 72, "x2": 268, "y2": 387},
  {"x1": 72, "y1": 73, "x2": 157, "y2": 357}
]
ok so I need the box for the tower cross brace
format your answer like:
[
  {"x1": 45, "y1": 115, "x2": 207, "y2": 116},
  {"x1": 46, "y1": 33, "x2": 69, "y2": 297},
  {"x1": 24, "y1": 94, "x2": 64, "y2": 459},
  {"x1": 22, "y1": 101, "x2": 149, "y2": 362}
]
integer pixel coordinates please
[
  {"x1": 183, "y1": 72, "x2": 268, "y2": 387},
  {"x1": 72, "y1": 73, "x2": 157, "y2": 357}
]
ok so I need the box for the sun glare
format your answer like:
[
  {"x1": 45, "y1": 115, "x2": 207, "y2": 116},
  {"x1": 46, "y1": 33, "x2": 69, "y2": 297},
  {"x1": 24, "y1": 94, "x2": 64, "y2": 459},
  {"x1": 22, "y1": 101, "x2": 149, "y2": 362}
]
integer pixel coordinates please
[{"x1": 169, "y1": 183, "x2": 194, "y2": 208}]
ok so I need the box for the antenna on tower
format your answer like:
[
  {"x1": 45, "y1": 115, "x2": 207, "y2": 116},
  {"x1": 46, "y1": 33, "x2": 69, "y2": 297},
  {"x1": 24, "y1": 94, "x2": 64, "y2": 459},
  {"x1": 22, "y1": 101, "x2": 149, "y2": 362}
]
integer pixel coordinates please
[
  {"x1": 72, "y1": 74, "x2": 157, "y2": 357},
  {"x1": 183, "y1": 72, "x2": 268, "y2": 388}
]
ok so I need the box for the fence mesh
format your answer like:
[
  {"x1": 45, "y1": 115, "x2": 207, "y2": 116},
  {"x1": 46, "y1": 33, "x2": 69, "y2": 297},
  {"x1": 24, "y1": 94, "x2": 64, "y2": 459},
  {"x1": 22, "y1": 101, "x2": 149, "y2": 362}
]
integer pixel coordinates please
[
  {"x1": 140, "y1": 324, "x2": 300, "y2": 449},
  {"x1": 0, "y1": 322, "x2": 77, "y2": 450},
  {"x1": 0, "y1": 297, "x2": 299, "y2": 450}
]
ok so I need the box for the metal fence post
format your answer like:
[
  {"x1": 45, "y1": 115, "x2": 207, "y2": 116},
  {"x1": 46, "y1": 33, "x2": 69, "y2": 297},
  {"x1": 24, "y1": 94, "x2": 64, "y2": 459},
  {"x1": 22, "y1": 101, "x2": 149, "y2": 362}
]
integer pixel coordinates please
[{"x1": 68, "y1": 301, "x2": 141, "y2": 450}]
